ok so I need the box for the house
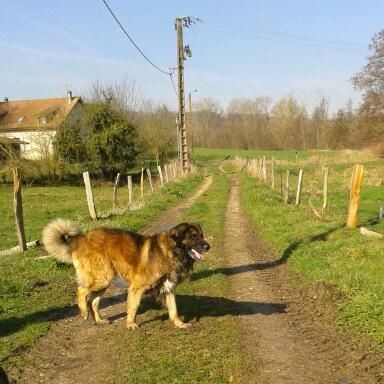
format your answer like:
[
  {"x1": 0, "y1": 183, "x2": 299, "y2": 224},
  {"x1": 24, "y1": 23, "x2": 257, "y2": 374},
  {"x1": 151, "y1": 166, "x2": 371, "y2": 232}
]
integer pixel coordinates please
[{"x1": 0, "y1": 91, "x2": 83, "y2": 160}]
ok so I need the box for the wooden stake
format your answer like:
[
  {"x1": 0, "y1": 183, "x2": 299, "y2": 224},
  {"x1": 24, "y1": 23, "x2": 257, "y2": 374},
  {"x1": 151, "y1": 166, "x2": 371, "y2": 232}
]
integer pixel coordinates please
[
  {"x1": 157, "y1": 165, "x2": 164, "y2": 187},
  {"x1": 262, "y1": 156, "x2": 267, "y2": 181},
  {"x1": 127, "y1": 175, "x2": 132, "y2": 208},
  {"x1": 271, "y1": 157, "x2": 275, "y2": 189},
  {"x1": 280, "y1": 170, "x2": 283, "y2": 199},
  {"x1": 13, "y1": 168, "x2": 27, "y2": 251},
  {"x1": 82, "y1": 171, "x2": 97, "y2": 220},
  {"x1": 164, "y1": 165, "x2": 169, "y2": 183},
  {"x1": 322, "y1": 167, "x2": 329, "y2": 216},
  {"x1": 284, "y1": 170, "x2": 290, "y2": 204},
  {"x1": 112, "y1": 173, "x2": 120, "y2": 209},
  {"x1": 346, "y1": 164, "x2": 364, "y2": 229},
  {"x1": 140, "y1": 168, "x2": 144, "y2": 199},
  {"x1": 295, "y1": 169, "x2": 303, "y2": 205},
  {"x1": 146, "y1": 169, "x2": 154, "y2": 193}
]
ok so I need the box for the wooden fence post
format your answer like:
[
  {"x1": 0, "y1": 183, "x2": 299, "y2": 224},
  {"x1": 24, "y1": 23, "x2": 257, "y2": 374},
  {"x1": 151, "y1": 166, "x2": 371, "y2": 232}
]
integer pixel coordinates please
[
  {"x1": 346, "y1": 164, "x2": 364, "y2": 229},
  {"x1": 262, "y1": 156, "x2": 267, "y2": 181},
  {"x1": 280, "y1": 170, "x2": 283, "y2": 199},
  {"x1": 157, "y1": 165, "x2": 164, "y2": 187},
  {"x1": 284, "y1": 170, "x2": 290, "y2": 204},
  {"x1": 271, "y1": 157, "x2": 275, "y2": 189},
  {"x1": 295, "y1": 169, "x2": 304, "y2": 205},
  {"x1": 13, "y1": 168, "x2": 27, "y2": 251},
  {"x1": 322, "y1": 167, "x2": 329, "y2": 216},
  {"x1": 140, "y1": 168, "x2": 144, "y2": 199},
  {"x1": 127, "y1": 175, "x2": 133, "y2": 208},
  {"x1": 112, "y1": 173, "x2": 120, "y2": 209},
  {"x1": 164, "y1": 165, "x2": 169, "y2": 183},
  {"x1": 172, "y1": 163, "x2": 177, "y2": 180},
  {"x1": 146, "y1": 169, "x2": 154, "y2": 193},
  {"x1": 82, "y1": 171, "x2": 97, "y2": 220}
]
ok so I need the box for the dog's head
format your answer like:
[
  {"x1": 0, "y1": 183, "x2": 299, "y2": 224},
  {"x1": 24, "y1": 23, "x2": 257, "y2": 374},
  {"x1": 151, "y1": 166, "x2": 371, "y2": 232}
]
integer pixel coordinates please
[{"x1": 169, "y1": 223, "x2": 210, "y2": 261}]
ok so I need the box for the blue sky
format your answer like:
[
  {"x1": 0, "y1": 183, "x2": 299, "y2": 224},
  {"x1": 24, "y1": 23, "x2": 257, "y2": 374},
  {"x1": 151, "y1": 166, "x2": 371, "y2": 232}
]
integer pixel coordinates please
[{"x1": 1, "y1": 1, "x2": 383, "y2": 113}]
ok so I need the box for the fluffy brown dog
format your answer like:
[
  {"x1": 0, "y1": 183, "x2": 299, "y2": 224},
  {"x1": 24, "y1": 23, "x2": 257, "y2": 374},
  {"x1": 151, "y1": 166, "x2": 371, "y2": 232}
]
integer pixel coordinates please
[{"x1": 42, "y1": 219, "x2": 210, "y2": 329}]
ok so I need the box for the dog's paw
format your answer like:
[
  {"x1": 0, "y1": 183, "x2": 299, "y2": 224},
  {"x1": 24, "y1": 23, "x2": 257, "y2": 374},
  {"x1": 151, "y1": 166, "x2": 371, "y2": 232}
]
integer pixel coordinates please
[
  {"x1": 95, "y1": 319, "x2": 111, "y2": 325},
  {"x1": 126, "y1": 322, "x2": 139, "y2": 330},
  {"x1": 173, "y1": 319, "x2": 191, "y2": 329},
  {"x1": 80, "y1": 312, "x2": 89, "y2": 320}
]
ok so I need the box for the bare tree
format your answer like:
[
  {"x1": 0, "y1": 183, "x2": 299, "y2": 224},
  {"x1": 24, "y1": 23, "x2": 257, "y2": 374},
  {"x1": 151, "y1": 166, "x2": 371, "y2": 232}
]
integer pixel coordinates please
[
  {"x1": 311, "y1": 96, "x2": 329, "y2": 149},
  {"x1": 138, "y1": 102, "x2": 175, "y2": 165},
  {"x1": 192, "y1": 98, "x2": 223, "y2": 148},
  {"x1": 351, "y1": 29, "x2": 384, "y2": 150},
  {"x1": 270, "y1": 97, "x2": 308, "y2": 150},
  {"x1": 87, "y1": 79, "x2": 144, "y2": 125}
]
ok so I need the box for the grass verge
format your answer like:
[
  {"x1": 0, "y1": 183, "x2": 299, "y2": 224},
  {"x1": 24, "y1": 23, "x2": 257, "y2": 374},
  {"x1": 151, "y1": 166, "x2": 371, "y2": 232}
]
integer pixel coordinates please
[{"x1": 239, "y1": 170, "x2": 384, "y2": 346}]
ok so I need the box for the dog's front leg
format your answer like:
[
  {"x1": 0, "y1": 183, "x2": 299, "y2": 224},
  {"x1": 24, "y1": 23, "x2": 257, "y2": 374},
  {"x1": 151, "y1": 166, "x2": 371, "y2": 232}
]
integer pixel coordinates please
[
  {"x1": 165, "y1": 292, "x2": 190, "y2": 329},
  {"x1": 126, "y1": 286, "x2": 144, "y2": 330}
]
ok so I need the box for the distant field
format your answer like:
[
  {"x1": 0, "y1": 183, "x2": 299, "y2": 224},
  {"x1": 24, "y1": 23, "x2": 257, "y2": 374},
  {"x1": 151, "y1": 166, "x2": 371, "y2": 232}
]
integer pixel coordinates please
[{"x1": 193, "y1": 147, "x2": 341, "y2": 162}]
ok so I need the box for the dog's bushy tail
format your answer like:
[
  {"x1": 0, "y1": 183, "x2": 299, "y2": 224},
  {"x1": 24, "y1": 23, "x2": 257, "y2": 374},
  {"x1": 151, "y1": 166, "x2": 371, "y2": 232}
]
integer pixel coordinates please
[{"x1": 42, "y1": 218, "x2": 82, "y2": 263}]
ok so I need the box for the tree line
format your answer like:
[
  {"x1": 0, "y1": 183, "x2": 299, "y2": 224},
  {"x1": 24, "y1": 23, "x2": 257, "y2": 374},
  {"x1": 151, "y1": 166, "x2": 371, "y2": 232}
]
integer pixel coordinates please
[{"x1": 191, "y1": 29, "x2": 384, "y2": 154}]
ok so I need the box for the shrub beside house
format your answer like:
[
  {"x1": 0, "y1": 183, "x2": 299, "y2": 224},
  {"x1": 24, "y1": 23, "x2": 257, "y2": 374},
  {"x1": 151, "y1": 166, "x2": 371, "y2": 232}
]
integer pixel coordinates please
[{"x1": 0, "y1": 91, "x2": 83, "y2": 161}]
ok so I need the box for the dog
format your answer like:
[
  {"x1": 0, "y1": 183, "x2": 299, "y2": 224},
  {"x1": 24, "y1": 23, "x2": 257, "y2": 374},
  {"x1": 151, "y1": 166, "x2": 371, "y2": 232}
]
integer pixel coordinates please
[{"x1": 42, "y1": 219, "x2": 210, "y2": 329}]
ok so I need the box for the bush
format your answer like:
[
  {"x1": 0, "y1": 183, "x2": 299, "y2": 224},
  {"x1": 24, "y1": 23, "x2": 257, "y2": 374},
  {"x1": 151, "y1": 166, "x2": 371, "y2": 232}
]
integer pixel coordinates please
[{"x1": 53, "y1": 103, "x2": 139, "y2": 179}]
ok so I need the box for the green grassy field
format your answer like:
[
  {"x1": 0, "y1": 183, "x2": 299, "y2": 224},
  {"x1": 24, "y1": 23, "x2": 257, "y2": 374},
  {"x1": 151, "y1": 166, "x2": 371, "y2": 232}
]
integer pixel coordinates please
[{"x1": 193, "y1": 146, "x2": 341, "y2": 162}]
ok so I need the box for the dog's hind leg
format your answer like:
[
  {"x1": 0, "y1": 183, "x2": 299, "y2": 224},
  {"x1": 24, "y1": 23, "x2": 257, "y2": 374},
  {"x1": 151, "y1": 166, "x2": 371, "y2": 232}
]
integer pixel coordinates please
[
  {"x1": 89, "y1": 289, "x2": 110, "y2": 324},
  {"x1": 126, "y1": 286, "x2": 145, "y2": 330},
  {"x1": 77, "y1": 286, "x2": 90, "y2": 320},
  {"x1": 164, "y1": 292, "x2": 190, "y2": 329}
]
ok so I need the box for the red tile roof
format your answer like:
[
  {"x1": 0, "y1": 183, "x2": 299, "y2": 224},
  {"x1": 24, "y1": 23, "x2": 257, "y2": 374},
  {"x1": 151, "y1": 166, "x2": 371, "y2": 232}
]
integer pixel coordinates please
[{"x1": 0, "y1": 95, "x2": 82, "y2": 132}]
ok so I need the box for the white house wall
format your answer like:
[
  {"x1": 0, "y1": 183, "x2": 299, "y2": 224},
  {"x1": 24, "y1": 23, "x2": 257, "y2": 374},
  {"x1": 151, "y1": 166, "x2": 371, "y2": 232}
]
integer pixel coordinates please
[{"x1": 1, "y1": 130, "x2": 56, "y2": 160}]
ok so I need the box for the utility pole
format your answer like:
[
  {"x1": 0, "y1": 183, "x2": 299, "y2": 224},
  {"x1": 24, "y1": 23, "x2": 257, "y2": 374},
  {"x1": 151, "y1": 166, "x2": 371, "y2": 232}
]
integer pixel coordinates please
[
  {"x1": 175, "y1": 16, "x2": 197, "y2": 172},
  {"x1": 175, "y1": 17, "x2": 187, "y2": 171}
]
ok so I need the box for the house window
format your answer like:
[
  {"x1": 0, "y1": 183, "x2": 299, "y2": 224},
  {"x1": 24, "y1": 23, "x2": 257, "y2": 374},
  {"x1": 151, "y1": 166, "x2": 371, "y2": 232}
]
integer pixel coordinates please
[{"x1": 17, "y1": 116, "x2": 24, "y2": 122}]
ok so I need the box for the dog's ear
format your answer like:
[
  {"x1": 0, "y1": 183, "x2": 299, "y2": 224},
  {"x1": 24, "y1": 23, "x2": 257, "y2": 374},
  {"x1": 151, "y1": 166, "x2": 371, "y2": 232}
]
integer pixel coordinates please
[{"x1": 169, "y1": 223, "x2": 189, "y2": 243}]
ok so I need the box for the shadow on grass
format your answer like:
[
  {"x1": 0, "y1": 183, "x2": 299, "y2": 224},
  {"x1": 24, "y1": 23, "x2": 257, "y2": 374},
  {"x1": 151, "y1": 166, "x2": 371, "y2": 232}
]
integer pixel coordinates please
[
  {"x1": 179, "y1": 294, "x2": 286, "y2": 322},
  {"x1": 112, "y1": 293, "x2": 286, "y2": 325},
  {"x1": 191, "y1": 225, "x2": 345, "y2": 282},
  {"x1": 1, "y1": 291, "x2": 286, "y2": 336},
  {"x1": 0, "y1": 293, "x2": 127, "y2": 338}
]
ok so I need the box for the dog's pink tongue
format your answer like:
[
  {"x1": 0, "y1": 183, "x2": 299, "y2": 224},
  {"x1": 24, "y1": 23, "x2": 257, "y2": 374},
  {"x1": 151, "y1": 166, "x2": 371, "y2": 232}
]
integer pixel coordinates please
[{"x1": 192, "y1": 249, "x2": 204, "y2": 260}]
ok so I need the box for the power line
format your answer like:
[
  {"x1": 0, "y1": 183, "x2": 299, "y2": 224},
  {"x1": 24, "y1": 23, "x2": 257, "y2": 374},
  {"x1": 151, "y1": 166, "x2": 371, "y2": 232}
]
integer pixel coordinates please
[
  {"x1": 201, "y1": 20, "x2": 366, "y2": 52},
  {"x1": 169, "y1": 70, "x2": 179, "y2": 97},
  {"x1": 101, "y1": 0, "x2": 172, "y2": 76}
]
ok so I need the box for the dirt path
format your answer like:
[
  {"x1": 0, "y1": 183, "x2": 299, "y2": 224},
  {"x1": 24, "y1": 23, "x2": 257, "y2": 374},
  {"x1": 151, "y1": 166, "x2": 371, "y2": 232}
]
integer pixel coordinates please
[
  {"x1": 10, "y1": 172, "x2": 381, "y2": 383},
  {"x1": 222, "y1": 176, "x2": 379, "y2": 384}
]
